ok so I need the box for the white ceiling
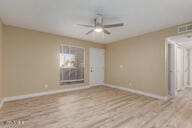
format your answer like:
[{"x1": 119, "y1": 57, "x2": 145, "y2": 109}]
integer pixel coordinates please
[{"x1": 0, "y1": 0, "x2": 192, "y2": 44}]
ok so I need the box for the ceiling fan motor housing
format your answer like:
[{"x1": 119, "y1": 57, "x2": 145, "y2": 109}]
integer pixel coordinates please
[{"x1": 95, "y1": 14, "x2": 103, "y2": 26}]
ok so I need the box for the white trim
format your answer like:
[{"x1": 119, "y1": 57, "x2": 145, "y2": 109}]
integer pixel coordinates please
[
  {"x1": 4, "y1": 86, "x2": 90, "y2": 102},
  {"x1": 90, "y1": 82, "x2": 104, "y2": 86},
  {"x1": 0, "y1": 98, "x2": 5, "y2": 109},
  {"x1": 60, "y1": 79, "x2": 84, "y2": 82},
  {"x1": 2, "y1": 83, "x2": 170, "y2": 105},
  {"x1": 60, "y1": 44, "x2": 85, "y2": 49},
  {"x1": 185, "y1": 86, "x2": 192, "y2": 88},
  {"x1": 166, "y1": 38, "x2": 177, "y2": 96},
  {"x1": 104, "y1": 83, "x2": 168, "y2": 100}
]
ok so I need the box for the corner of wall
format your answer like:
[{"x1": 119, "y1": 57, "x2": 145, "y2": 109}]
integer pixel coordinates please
[{"x1": 0, "y1": 18, "x2": 3, "y2": 101}]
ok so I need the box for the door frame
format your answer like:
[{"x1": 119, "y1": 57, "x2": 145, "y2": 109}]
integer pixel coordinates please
[
  {"x1": 175, "y1": 45, "x2": 184, "y2": 91},
  {"x1": 184, "y1": 49, "x2": 190, "y2": 87},
  {"x1": 166, "y1": 33, "x2": 192, "y2": 96},
  {"x1": 166, "y1": 39, "x2": 185, "y2": 96},
  {"x1": 166, "y1": 39, "x2": 177, "y2": 96}
]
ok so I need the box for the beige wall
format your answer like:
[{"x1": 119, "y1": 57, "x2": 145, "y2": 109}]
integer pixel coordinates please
[
  {"x1": 3, "y1": 22, "x2": 192, "y2": 98},
  {"x1": 105, "y1": 23, "x2": 191, "y2": 96},
  {"x1": 3, "y1": 25, "x2": 105, "y2": 97},
  {"x1": 0, "y1": 19, "x2": 3, "y2": 99}
]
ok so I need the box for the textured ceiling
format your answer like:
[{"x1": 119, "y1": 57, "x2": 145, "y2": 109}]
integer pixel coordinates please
[{"x1": 0, "y1": 0, "x2": 192, "y2": 44}]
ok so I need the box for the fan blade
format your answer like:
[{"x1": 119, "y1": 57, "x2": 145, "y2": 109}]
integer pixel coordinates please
[
  {"x1": 103, "y1": 29, "x2": 111, "y2": 35},
  {"x1": 103, "y1": 23, "x2": 124, "y2": 28},
  {"x1": 86, "y1": 29, "x2": 94, "y2": 35},
  {"x1": 77, "y1": 24, "x2": 94, "y2": 28}
]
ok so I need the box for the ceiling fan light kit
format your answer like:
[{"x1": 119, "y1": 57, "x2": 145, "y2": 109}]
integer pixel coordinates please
[
  {"x1": 94, "y1": 27, "x2": 103, "y2": 32},
  {"x1": 78, "y1": 14, "x2": 124, "y2": 35}
]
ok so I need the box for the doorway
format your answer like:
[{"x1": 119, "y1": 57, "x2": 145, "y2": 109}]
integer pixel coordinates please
[
  {"x1": 176, "y1": 45, "x2": 184, "y2": 91},
  {"x1": 89, "y1": 48, "x2": 105, "y2": 86},
  {"x1": 167, "y1": 33, "x2": 192, "y2": 96}
]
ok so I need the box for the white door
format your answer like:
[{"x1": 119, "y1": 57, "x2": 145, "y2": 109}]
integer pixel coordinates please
[
  {"x1": 176, "y1": 46, "x2": 184, "y2": 91},
  {"x1": 90, "y1": 48, "x2": 105, "y2": 86},
  {"x1": 168, "y1": 43, "x2": 176, "y2": 96},
  {"x1": 184, "y1": 49, "x2": 189, "y2": 87}
]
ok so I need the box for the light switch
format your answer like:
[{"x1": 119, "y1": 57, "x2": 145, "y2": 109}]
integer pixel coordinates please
[
  {"x1": 120, "y1": 65, "x2": 124, "y2": 68},
  {"x1": 44, "y1": 84, "x2": 48, "y2": 88}
]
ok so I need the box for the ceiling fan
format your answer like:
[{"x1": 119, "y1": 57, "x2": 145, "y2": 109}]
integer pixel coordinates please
[{"x1": 77, "y1": 14, "x2": 124, "y2": 35}]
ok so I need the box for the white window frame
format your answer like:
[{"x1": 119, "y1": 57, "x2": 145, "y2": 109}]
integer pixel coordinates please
[{"x1": 60, "y1": 44, "x2": 85, "y2": 84}]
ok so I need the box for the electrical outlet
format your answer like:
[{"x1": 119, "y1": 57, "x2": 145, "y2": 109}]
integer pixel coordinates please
[
  {"x1": 44, "y1": 84, "x2": 48, "y2": 88},
  {"x1": 128, "y1": 82, "x2": 132, "y2": 86}
]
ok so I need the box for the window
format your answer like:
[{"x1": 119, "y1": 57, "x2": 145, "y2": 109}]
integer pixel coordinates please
[
  {"x1": 60, "y1": 54, "x2": 75, "y2": 68},
  {"x1": 60, "y1": 45, "x2": 85, "y2": 85}
]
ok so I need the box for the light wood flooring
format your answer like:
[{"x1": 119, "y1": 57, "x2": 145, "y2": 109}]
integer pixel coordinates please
[{"x1": 0, "y1": 86, "x2": 192, "y2": 128}]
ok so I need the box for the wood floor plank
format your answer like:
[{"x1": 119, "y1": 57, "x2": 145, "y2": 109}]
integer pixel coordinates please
[{"x1": 0, "y1": 86, "x2": 192, "y2": 128}]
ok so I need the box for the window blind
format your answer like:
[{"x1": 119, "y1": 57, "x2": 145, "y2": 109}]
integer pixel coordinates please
[{"x1": 60, "y1": 45, "x2": 85, "y2": 85}]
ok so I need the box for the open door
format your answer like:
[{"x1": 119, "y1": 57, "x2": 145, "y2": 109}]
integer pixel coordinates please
[
  {"x1": 184, "y1": 49, "x2": 189, "y2": 87},
  {"x1": 168, "y1": 43, "x2": 176, "y2": 96},
  {"x1": 176, "y1": 46, "x2": 184, "y2": 91}
]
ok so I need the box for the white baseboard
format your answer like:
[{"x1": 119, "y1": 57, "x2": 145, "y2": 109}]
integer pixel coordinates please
[
  {"x1": 104, "y1": 83, "x2": 168, "y2": 100},
  {"x1": 2, "y1": 83, "x2": 168, "y2": 104},
  {"x1": 90, "y1": 82, "x2": 104, "y2": 86},
  {"x1": 0, "y1": 98, "x2": 5, "y2": 109},
  {"x1": 4, "y1": 86, "x2": 90, "y2": 102}
]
